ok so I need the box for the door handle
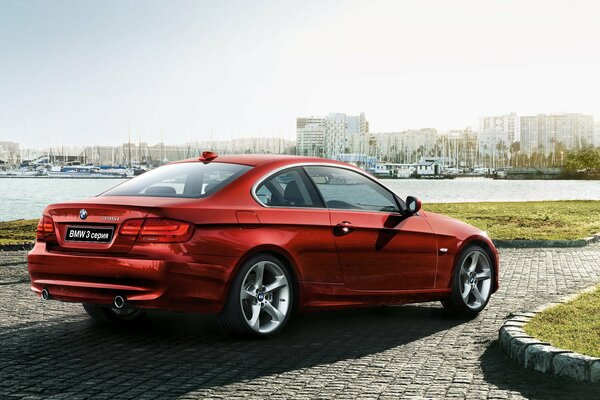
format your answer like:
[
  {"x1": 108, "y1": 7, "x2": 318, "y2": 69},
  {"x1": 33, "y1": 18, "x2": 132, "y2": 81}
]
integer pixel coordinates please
[{"x1": 334, "y1": 221, "x2": 354, "y2": 236}]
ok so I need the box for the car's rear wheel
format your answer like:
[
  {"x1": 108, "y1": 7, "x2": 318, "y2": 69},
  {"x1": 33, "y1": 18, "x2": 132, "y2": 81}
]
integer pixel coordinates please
[
  {"x1": 218, "y1": 254, "x2": 293, "y2": 337},
  {"x1": 83, "y1": 304, "x2": 146, "y2": 324},
  {"x1": 442, "y1": 245, "x2": 494, "y2": 316}
]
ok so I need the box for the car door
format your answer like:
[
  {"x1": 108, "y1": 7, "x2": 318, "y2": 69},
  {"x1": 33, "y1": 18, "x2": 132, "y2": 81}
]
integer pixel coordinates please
[
  {"x1": 304, "y1": 165, "x2": 438, "y2": 291},
  {"x1": 253, "y1": 167, "x2": 342, "y2": 284}
]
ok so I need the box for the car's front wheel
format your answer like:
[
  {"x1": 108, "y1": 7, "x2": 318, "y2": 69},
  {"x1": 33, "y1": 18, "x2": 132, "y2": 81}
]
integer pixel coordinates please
[
  {"x1": 218, "y1": 254, "x2": 293, "y2": 337},
  {"x1": 83, "y1": 304, "x2": 146, "y2": 324},
  {"x1": 442, "y1": 245, "x2": 494, "y2": 316}
]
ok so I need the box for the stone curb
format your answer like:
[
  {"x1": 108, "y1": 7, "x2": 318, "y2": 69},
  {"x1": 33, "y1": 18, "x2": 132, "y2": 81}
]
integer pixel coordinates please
[
  {"x1": 0, "y1": 242, "x2": 34, "y2": 252},
  {"x1": 499, "y1": 287, "x2": 600, "y2": 383},
  {"x1": 493, "y1": 232, "x2": 600, "y2": 248}
]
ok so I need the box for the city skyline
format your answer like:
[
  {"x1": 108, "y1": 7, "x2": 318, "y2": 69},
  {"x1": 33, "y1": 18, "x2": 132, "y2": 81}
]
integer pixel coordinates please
[
  {"x1": 2, "y1": 109, "x2": 598, "y2": 171},
  {"x1": 2, "y1": 1, "x2": 600, "y2": 147}
]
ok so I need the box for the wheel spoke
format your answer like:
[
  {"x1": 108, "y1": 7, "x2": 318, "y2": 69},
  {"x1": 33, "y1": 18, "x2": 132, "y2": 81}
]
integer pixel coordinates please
[
  {"x1": 475, "y1": 269, "x2": 491, "y2": 281},
  {"x1": 264, "y1": 302, "x2": 284, "y2": 322},
  {"x1": 247, "y1": 303, "x2": 261, "y2": 331},
  {"x1": 253, "y1": 262, "x2": 265, "y2": 288},
  {"x1": 460, "y1": 265, "x2": 470, "y2": 280},
  {"x1": 241, "y1": 288, "x2": 256, "y2": 300},
  {"x1": 471, "y1": 285, "x2": 484, "y2": 305},
  {"x1": 264, "y1": 275, "x2": 288, "y2": 293},
  {"x1": 468, "y1": 252, "x2": 479, "y2": 273},
  {"x1": 461, "y1": 282, "x2": 471, "y2": 300}
]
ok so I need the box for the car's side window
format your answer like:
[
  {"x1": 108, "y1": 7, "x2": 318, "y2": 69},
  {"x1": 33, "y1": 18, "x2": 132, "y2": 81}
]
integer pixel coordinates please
[
  {"x1": 305, "y1": 166, "x2": 400, "y2": 213},
  {"x1": 255, "y1": 168, "x2": 320, "y2": 207}
]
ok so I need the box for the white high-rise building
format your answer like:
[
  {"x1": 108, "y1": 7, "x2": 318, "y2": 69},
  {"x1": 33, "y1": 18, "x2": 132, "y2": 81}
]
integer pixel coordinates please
[
  {"x1": 477, "y1": 113, "x2": 519, "y2": 156},
  {"x1": 296, "y1": 113, "x2": 369, "y2": 158},
  {"x1": 520, "y1": 113, "x2": 594, "y2": 156},
  {"x1": 296, "y1": 117, "x2": 326, "y2": 157}
]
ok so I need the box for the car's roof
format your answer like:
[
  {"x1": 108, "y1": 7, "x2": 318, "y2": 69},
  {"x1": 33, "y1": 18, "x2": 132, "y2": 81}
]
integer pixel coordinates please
[{"x1": 174, "y1": 154, "x2": 349, "y2": 167}]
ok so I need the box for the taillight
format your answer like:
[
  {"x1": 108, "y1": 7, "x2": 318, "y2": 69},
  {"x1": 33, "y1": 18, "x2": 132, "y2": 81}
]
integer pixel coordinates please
[
  {"x1": 119, "y1": 219, "x2": 144, "y2": 236},
  {"x1": 120, "y1": 218, "x2": 193, "y2": 243},
  {"x1": 36, "y1": 216, "x2": 55, "y2": 241}
]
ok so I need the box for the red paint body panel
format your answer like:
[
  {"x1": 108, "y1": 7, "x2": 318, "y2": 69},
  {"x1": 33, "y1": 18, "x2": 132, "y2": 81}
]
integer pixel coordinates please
[{"x1": 27, "y1": 155, "x2": 499, "y2": 315}]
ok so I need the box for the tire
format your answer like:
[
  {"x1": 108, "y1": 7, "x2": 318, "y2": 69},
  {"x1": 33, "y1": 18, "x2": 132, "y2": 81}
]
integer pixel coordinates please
[
  {"x1": 442, "y1": 245, "x2": 494, "y2": 316},
  {"x1": 83, "y1": 304, "x2": 146, "y2": 324},
  {"x1": 218, "y1": 254, "x2": 294, "y2": 338}
]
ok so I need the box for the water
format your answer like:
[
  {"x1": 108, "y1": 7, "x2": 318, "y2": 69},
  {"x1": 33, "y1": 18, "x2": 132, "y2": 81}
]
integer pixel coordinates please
[
  {"x1": 383, "y1": 178, "x2": 600, "y2": 204},
  {"x1": 1, "y1": 177, "x2": 600, "y2": 221},
  {"x1": 1, "y1": 178, "x2": 127, "y2": 221}
]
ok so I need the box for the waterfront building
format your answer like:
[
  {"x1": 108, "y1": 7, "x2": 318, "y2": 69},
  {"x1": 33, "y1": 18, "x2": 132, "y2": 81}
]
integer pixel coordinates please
[
  {"x1": 477, "y1": 113, "x2": 519, "y2": 157},
  {"x1": 520, "y1": 113, "x2": 594, "y2": 156},
  {"x1": 0, "y1": 141, "x2": 20, "y2": 165},
  {"x1": 296, "y1": 113, "x2": 369, "y2": 158},
  {"x1": 296, "y1": 117, "x2": 326, "y2": 157},
  {"x1": 415, "y1": 159, "x2": 443, "y2": 176}
]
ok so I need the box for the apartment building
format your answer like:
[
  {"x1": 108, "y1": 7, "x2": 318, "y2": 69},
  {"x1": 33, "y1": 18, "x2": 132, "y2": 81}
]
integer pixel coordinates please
[{"x1": 520, "y1": 113, "x2": 594, "y2": 156}]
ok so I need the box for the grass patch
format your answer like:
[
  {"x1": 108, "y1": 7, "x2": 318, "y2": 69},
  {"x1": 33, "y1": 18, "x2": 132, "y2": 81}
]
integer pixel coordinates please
[
  {"x1": 425, "y1": 200, "x2": 600, "y2": 240},
  {"x1": 524, "y1": 286, "x2": 600, "y2": 358},
  {"x1": 0, "y1": 219, "x2": 38, "y2": 245}
]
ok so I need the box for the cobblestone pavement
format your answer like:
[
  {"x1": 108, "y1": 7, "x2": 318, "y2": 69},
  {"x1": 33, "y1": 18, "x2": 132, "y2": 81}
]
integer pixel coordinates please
[{"x1": 1, "y1": 246, "x2": 599, "y2": 399}]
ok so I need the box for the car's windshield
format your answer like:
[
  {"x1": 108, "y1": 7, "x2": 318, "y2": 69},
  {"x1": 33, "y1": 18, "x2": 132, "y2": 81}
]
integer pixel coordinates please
[{"x1": 102, "y1": 162, "x2": 252, "y2": 198}]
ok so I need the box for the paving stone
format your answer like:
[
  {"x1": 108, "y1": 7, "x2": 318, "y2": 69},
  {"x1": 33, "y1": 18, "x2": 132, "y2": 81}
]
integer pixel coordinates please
[{"x1": 2, "y1": 246, "x2": 600, "y2": 398}]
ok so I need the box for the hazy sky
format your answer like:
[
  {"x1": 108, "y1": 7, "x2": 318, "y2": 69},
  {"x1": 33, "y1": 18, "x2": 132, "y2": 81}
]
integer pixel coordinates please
[{"x1": 1, "y1": 0, "x2": 600, "y2": 147}]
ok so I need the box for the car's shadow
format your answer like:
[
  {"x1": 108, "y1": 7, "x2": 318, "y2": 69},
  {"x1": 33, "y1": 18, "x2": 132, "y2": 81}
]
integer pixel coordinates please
[
  {"x1": 0, "y1": 305, "x2": 461, "y2": 398},
  {"x1": 479, "y1": 342, "x2": 599, "y2": 399}
]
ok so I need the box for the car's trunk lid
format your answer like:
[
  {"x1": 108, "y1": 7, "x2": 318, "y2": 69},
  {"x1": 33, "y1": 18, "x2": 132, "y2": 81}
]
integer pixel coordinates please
[{"x1": 45, "y1": 196, "x2": 193, "y2": 253}]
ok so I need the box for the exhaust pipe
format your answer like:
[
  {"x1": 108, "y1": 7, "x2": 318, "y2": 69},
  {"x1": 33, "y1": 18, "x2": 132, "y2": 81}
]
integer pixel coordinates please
[
  {"x1": 41, "y1": 288, "x2": 50, "y2": 301},
  {"x1": 113, "y1": 295, "x2": 126, "y2": 309}
]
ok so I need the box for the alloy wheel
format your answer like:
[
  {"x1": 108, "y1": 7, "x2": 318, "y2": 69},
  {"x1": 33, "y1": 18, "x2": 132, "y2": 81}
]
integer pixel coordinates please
[
  {"x1": 458, "y1": 250, "x2": 492, "y2": 310},
  {"x1": 240, "y1": 261, "x2": 290, "y2": 334}
]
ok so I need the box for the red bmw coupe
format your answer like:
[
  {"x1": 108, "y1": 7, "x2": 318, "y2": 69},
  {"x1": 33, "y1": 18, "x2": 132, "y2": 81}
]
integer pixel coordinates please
[{"x1": 28, "y1": 153, "x2": 499, "y2": 337}]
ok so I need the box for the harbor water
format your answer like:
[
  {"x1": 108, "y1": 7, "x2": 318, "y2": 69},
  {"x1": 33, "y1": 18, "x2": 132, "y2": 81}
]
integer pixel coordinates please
[{"x1": 1, "y1": 177, "x2": 600, "y2": 221}]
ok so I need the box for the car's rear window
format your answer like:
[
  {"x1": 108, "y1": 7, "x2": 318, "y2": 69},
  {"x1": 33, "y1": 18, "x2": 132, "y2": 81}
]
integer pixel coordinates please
[{"x1": 102, "y1": 162, "x2": 252, "y2": 198}]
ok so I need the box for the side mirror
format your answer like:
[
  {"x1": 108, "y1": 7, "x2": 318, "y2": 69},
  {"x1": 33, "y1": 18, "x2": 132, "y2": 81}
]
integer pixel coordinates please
[{"x1": 405, "y1": 196, "x2": 422, "y2": 216}]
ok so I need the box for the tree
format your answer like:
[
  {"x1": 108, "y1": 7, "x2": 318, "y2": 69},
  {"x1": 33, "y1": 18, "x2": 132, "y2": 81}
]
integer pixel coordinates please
[{"x1": 564, "y1": 147, "x2": 600, "y2": 173}]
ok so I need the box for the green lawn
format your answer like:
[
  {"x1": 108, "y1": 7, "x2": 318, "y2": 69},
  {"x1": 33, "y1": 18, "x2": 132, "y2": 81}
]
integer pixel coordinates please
[
  {"x1": 1, "y1": 200, "x2": 600, "y2": 245},
  {"x1": 0, "y1": 219, "x2": 38, "y2": 245},
  {"x1": 425, "y1": 200, "x2": 600, "y2": 241},
  {"x1": 524, "y1": 286, "x2": 600, "y2": 358}
]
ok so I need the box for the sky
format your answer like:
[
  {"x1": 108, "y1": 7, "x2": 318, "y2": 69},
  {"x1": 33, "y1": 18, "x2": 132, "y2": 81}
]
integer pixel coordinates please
[{"x1": 1, "y1": 0, "x2": 600, "y2": 147}]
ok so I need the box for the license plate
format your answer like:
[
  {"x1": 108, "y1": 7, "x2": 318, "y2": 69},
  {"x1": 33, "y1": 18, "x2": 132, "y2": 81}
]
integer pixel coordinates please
[{"x1": 65, "y1": 226, "x2": 114, "y2": 243}]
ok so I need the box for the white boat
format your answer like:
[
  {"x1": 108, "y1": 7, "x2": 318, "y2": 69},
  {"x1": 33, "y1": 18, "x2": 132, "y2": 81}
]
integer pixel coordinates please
[
  {"x1": 0, "y1": 168, "x2": 45, "y2": 177},
  {"x1": 47, "y1": 162, "x2": 129, "y2": 179}
]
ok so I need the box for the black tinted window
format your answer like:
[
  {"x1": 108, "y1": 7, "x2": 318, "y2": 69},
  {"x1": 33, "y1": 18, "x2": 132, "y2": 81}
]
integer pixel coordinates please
[
  {"x1": 102, "y1": 162, "x2": 251, "y2": 198},
  {"x1": 305, "y1": 166, "x2": 399, "y2": 212},
  {"x1": 255, "y1": 169, "x2": 319, "y2": 207}
]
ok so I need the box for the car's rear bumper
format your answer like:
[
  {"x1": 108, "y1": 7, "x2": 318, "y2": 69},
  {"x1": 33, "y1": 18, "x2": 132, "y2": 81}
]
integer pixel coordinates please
[{"x1": 27, "y1": 242, "x2": 236, "y2": 314}]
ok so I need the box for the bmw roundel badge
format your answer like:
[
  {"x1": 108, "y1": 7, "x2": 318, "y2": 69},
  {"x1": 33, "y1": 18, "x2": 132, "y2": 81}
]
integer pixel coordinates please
[{"x1": 79, "y1": 209, "x2": 88, "y2": 220}]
